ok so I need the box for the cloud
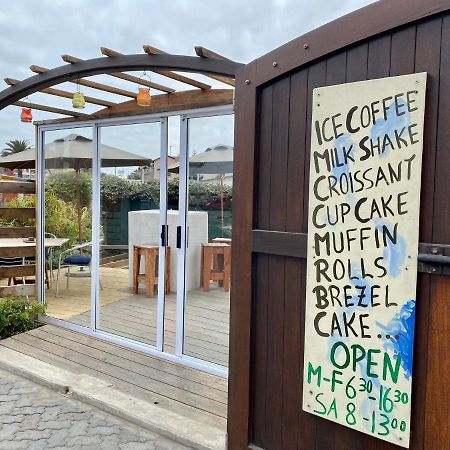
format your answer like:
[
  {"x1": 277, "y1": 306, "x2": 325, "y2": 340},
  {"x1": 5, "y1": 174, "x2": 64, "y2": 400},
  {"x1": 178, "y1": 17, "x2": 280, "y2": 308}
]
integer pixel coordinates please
[{"x1": 0, "y1": 0, "x2": 375, "y2": 147}]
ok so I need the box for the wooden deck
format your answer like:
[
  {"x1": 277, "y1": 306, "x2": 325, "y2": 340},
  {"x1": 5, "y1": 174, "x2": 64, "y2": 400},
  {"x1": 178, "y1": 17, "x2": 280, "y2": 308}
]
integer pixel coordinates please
[
  {"x1": 0, "y1": 324, "x2": 228, "y2": 433},
  {"x1": 44, "y1": 267, "x2": 230, "y2": 367}
]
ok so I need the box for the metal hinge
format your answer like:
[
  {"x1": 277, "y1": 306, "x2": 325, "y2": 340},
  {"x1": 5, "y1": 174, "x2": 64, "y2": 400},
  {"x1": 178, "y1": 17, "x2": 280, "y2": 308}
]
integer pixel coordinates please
[{"x1": 418, "y1": 243, "x2": 450, "y2": 275}]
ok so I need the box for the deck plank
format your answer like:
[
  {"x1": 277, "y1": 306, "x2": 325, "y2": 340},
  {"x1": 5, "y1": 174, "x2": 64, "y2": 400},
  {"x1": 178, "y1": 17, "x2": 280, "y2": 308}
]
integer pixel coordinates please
[
  {"x1": 1, "y1": 334, "x2": 226, "y2": 430},
  {"x1": 44, "y1": 267, "x2": 230, "y2": 367}
]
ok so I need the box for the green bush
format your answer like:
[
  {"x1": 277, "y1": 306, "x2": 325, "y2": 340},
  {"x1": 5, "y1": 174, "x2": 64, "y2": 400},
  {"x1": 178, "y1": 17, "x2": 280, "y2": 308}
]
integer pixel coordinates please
[
  {"x1": 0, "y1": 296, "x2": 45, "y2": 339},
  {"x1": 46, "y1": 171, "x2": 92, "y2": 208},
  {"x1": 101, "y1": 175, "x2": 232, "y2": 209},
  {"x1": 0, "y1": 192, "x2": 91, "y2": 247}
]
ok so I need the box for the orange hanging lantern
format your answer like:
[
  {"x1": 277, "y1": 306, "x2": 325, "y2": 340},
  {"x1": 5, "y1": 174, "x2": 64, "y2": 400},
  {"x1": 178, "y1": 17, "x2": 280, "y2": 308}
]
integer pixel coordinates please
[
  {"x1": 136, "y1": 71, "x2": 152, "y2": 107},
  {"x1": 137, "y1": 87, "x2": 151, "y2": 106},
  {"x1": 20, "y1": 107, "x2": 32, "y2": 123}
]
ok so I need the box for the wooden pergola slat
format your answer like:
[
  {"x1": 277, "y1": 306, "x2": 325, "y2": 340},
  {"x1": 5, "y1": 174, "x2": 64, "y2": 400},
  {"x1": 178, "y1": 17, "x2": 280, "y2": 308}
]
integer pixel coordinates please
[
  {"x1": 141, "y1": 45, "x2": 211, "y2": 90},
  {"x1": 32, "y1": 63, "x2": 138, "y2": 98},
  {"x1": 194, "y1": 46, "x2": 233, "y2": 61},
  {"x1": 14, "y1": 100, "x2": 88, "y2": 117},
  {"x1": 194, "y1": 46, "x2": 235, "y2": 87},
  {"x1": 144, "y1": 45, "x2": 235, "y2": 87},
  {"x1": 99, "y1": 48, "x2": 176, "y2": 93},
  {"x1": 5, "y1": 78, "x2": 115, "y2": 107}
]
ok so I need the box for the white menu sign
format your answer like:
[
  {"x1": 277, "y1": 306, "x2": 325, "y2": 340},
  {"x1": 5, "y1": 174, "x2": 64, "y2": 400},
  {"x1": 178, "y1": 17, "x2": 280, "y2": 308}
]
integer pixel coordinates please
[{"x1": 303, "y1": 73, "x2": 427, "y2": 448}]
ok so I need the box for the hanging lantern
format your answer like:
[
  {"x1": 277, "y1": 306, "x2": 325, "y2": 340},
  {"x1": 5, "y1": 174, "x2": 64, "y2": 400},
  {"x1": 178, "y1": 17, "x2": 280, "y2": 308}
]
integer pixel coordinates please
[
  {"x1": 20, "y1": 107, "x2": 32, "y2": 123},
  {"x1": 72, "y1": 92, "x2": 85, "y2": 109},
  {"x1": 137, "y1": 87, "x2": 151, "y2": 106},
  {"x1": 136, "y1": 70, "x2": 152, "y2": 107}
]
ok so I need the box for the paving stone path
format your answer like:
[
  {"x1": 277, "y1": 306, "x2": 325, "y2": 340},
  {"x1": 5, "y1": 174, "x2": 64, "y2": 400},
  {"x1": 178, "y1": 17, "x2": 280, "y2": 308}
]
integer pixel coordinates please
[{"x1": 0, "y1": 368, "x2": 190, "y2": 449}]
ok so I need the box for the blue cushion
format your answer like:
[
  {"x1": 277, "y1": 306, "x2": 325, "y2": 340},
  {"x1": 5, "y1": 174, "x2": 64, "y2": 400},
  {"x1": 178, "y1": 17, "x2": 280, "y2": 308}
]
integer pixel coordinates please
[{"x1": 64, "y1": 255, "x2": 91, "y2": 265}]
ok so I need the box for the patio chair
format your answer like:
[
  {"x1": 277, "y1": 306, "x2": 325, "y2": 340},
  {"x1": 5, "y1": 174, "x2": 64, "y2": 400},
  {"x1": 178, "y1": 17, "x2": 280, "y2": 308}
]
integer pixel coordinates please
[{"x1": 55, "y1": 242, "x2": 102, "y2": 296}]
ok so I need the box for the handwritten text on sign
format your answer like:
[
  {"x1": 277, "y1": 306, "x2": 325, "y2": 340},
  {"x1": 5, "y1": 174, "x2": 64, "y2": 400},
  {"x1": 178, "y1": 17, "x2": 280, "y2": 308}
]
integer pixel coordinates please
[{"x1": 303, "y1": 73, "x2": 427, "y2": 447}]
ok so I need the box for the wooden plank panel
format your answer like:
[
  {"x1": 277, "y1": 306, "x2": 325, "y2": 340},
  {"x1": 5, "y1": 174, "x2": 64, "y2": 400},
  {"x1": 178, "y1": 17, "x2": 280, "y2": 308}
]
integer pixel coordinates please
[
  {"x1": 0, "y1": 265, "x2": 35, "y2": 278},
  {"x1": 408, "y1": 273, "x2": 431, "y2": 450},
  {"x1": 433, "y1": 14, "x2": 450, "y2": 244},
  {"x1": 0, "y1": 181, "x2": 35, "y2": 194},
  {"x1": 302, "y1": 61, "x2": 327, "y2": 234},
  {"x1": 297, "y1": 59, "x2": 326, "y2": 450},
  {"x1": 227, "y1": 60, "x2": 257, "y2": 450},
  {"x1": 0, "y1": 284, "x2": 35, "y2": 296},
  {"x1": 425, "y1": 13, "x2": 450, "y2": 450},
  {"x1": 0, "y1": 208, "x2": 35, "y2": 219},
  {"x1": 346, "y1": 42, "x2": 369, "y2": 83},
  {"x1": 251, "y1": 83, "x2": 273, "y2": 447},
  {"x1": 0, "y1": 246, "x2": 36, "y2": 258},
  {"x1": 367, "y1": 34, "x2": 392, "y2": 79},
  {"x1": 255, "y1": 86, "x2": 273, "y2": 228},
  {"x1": 264, "y1": 76, "x2": 290, "y2": 449},
  {"x1": 296, "y1": 63, "x2": 316, "y2": 450},
  {"x1": 252, "y1": 253, "x2": 270, "y2": 448},
  {"x1": 415, "y1": 17, "x2": 442, "y2": 233},
  {"x1": 389, "y1": 26, "x2": 417, "y2": 76},
  {"x1": 0, "y1": 226, "x2": 36, "y2": 238},
  {"x1": 424, "y1": 276, "x2": 450, "y2": 450},
  {"x1": 281, "y1": 70, "x2": 308, "y2": 442},
  {"x1": 281, "y1": 257, "x2": 303, "y2": 449},
  {"x1": 268, "y1": 76, "x2": 290, "y2": 232},
  {"x1": 286, "y1": 69, "x2": 308, "y2": 234},
  {"x1": 411, "y1": 17, "x2": 443, "y2": 450}
]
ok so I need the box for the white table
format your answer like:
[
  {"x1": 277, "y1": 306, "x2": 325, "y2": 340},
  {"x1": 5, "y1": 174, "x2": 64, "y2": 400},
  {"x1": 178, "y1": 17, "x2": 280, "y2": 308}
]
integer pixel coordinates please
[
  {"x1": 128, "y1": 210, "x2": 208, "y2": 292},
  {"x1": 0, "y1": 238, "x2": 69, "y2": 248}
]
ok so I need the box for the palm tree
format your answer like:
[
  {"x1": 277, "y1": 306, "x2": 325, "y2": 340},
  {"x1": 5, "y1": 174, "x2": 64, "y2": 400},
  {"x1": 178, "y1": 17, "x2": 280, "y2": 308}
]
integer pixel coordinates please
[{"x1": 2, "y1": 140, "x2": 30, "y2": 177}]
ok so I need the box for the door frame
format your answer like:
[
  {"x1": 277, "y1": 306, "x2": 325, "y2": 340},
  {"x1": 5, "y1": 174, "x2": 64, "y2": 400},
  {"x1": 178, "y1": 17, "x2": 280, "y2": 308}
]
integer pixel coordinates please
[
  {"x1": 36, "y1": 105, "x2": 232, "y2": 377},
  {"x1": 175, "y1": 107, "x2": 234, "y2": 374}
]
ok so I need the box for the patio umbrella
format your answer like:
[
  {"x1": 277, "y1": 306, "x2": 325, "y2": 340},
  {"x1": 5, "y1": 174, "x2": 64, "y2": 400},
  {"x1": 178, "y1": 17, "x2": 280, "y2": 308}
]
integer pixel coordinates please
[
  {"x1": 169, "y1": 144, "x2": 233, "y2": 237},
  {"x1": 0, "y1": 134, "x2": 151, "y2": 243}
]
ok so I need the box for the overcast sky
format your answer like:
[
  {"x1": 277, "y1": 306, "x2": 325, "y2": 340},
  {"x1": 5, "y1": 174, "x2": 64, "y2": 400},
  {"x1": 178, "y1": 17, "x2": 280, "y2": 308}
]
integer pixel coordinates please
[{"x1": 0, "y1": 0, "x2": 375, "y2": 162}]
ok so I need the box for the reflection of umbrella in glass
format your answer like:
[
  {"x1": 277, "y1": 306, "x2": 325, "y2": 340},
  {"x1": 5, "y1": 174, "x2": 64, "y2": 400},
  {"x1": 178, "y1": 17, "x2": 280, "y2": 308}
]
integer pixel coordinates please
[
  {"x1": 169, "y1": 144, "x2": 233, "y2": 237},
  {"x1": 0, "y1": 134, "x2": 151, "y2": 243}
]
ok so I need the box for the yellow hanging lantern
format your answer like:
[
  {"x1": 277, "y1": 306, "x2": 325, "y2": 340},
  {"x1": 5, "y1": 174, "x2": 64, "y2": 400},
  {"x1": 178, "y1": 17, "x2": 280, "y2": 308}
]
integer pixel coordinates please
[
  {"x1": 72, "y1": 91, "x2": 85, "y2": 109},
  {"x1": 137, "y1": 87, "x2": 151, "y2": 106}
]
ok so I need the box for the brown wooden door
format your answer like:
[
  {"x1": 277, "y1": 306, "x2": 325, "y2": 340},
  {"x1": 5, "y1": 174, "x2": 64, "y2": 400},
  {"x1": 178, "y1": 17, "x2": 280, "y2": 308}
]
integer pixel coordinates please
[{"x1": 228, "y1": 1, "x2": 450, "y2": 449}]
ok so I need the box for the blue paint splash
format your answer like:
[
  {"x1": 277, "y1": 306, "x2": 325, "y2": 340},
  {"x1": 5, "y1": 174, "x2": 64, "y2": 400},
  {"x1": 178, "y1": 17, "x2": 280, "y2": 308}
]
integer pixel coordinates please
[
  {"x1": 370, "y1": 99, "x2": 411, "y2": 158},
  {"x1": 377, "y1": 300, "x2": 416, "y2": 380},
  {"x1": 374, "y1": 218, "x2": 406, "y2": 277}
]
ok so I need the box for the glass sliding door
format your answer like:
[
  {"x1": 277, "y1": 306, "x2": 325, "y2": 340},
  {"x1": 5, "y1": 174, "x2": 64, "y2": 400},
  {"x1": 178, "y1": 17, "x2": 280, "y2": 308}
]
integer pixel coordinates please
[
  {"x1": 96, "y1": 120, "x2": 167, "y2": 348},
  {"x1": 178, "y1": 111, "x2": 234, "y2": 368},
  {"x1": 41, "y1": 127, "x2": 94, "y2": 327}
]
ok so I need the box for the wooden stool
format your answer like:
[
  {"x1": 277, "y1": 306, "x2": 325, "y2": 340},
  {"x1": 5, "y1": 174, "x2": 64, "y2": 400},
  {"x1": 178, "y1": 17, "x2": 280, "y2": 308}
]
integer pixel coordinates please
[
  {"x1": 133, "y1": 245, "x2": 170, "y2": 297},
  {"x1": 212, "y1": 237, "x2": 232, "y2": 247},
  {"x1": 201, "y1": 243, "x2": 231, "y2": 292},
  {"x1": 211, "y1": 238, "x2": 232, "y2": 286}
]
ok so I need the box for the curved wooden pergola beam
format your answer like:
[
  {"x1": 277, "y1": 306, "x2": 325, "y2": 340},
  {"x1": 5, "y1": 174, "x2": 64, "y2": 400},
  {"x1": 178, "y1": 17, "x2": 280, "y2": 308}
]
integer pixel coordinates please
[{"x1": 0, "y1": 54, "x2": 242, "y2": 111}]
